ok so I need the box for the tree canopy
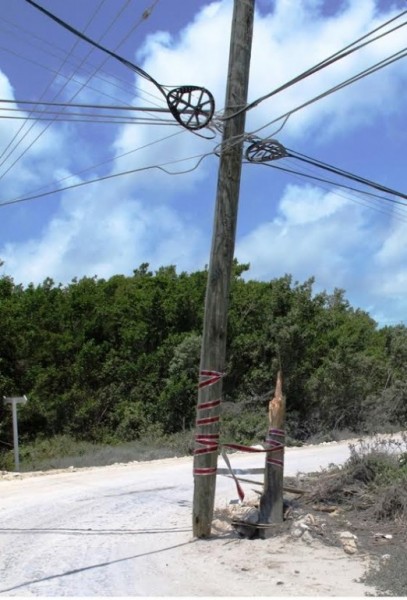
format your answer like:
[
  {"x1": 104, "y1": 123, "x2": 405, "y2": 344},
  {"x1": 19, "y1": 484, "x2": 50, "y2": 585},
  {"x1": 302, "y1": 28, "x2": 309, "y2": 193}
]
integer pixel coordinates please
[{"x1": 1, "y1": 262, "x2": 405, "y2": 452}]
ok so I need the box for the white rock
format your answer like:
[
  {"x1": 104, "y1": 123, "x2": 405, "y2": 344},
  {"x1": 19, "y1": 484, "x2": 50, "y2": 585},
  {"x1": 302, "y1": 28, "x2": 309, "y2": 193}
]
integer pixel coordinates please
[
  {"x1": 343, "y1": 540, "x2": 357, "y2": 555},
  {"x1": 302, "y1": 530, "x2": 313, "y2": 544},
  {"x1": 339, "y1": 531, "x2": 358, "y2": 540},
  {"x1": 380, "y1": 554, "x2": 391, "y2": 563},
  {"x1": 291, "y1": 527, "x2": 303, "y2": 539}
]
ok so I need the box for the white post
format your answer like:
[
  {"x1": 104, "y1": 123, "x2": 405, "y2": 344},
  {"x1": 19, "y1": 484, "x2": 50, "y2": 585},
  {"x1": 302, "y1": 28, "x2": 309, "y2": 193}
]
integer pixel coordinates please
[
  {"x1": 3, "y1": 396, "x2": 28, "y2": 472},
  {"x1": 11, "y1": 400, "x2": 19, "y2": 470}
]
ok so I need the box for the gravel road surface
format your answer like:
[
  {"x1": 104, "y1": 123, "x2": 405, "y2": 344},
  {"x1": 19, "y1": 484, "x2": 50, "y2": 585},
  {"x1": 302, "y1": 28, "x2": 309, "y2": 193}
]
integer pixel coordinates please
[{"x1": 0, "y1": 439, "x2": 376, "y2": 596}]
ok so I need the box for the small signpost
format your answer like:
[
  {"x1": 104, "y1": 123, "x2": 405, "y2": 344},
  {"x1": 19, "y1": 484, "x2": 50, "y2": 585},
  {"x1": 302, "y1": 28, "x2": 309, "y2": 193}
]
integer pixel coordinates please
[{"x1": 3, "y1": 395, "x2": 27, "y2": 471}]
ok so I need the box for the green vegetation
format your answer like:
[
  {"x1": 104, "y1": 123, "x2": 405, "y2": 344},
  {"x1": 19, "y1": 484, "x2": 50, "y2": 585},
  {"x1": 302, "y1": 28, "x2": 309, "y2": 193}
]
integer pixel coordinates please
[
  {"x1": 1, "y1": 260, "x2": 406, "y2": 470},
  {"x1": 305, "y1": 436, "x2": 407, "y2": 596},
  {"x1": 308, "y1": 436, "x2": 407, "y2": 520}
]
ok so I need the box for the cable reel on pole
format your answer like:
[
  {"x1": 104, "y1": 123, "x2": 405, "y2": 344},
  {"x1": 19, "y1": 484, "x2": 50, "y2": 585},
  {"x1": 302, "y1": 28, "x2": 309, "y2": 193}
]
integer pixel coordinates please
[
  {"x1": 245, "y1": 138, "x2": 287, "y2": 163},
  {"x1": 166, "y1": 86, "x2": 215, "y2": 130}
]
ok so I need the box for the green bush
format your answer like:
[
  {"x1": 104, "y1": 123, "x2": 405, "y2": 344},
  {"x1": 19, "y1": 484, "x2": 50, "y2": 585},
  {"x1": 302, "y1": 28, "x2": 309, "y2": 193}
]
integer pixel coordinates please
[{"x1": 0, "y1": 449, "x2": 14, "y2": 471}]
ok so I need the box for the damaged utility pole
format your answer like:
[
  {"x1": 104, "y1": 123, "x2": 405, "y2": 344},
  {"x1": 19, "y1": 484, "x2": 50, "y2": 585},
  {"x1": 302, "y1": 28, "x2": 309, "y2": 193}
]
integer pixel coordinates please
[
  {"x1": 192, "y1": 0, "x2": 255, "y2": 538},
  {"x1": 259, "y1": 370, "x2": 286, "y2": 534}
]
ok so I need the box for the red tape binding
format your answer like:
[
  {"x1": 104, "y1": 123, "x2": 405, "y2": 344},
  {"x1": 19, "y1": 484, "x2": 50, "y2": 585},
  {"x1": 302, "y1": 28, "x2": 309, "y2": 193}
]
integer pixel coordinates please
[
  {"x1": 198, "y1": 369, "x2": 224, "y2": 389},
  {"x1": 194, "y1": 372, "x2": 224, "y2": 475},
  {"x1": 265, "y1": 428, "x2": 285, "y2": 468},
  {"x1": 194, "y1": 370, "x2": 286, "y2": 497},
  {"x1": 267, "y1": 457, "x2": 284, "y2": 467},
  {"x1": 198, "y1": 398, "x2": 221, "y2": 410},
  {"x1": 194, "y1": 467, "x2": 217, "y2": 475},
  {"x1": 268, "y1": 428, "x2": 285, "y2": 437}
]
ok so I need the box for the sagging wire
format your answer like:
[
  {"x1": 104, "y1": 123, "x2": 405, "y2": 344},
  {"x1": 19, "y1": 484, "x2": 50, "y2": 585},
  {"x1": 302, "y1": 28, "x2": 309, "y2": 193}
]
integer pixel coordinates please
[
  {"x1": 0, "y1": 151, "x2": 216, "y2": 208},
  {"x1": 0, "y1": 129, "x2": 187, "y2": 205}
]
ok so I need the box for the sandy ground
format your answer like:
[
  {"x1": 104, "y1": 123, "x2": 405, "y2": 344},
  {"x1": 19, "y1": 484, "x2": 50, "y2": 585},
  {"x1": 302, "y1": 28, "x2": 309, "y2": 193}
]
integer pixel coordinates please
[{"x1": 0, "y1": 439, "x2": 381, "y2": 596}]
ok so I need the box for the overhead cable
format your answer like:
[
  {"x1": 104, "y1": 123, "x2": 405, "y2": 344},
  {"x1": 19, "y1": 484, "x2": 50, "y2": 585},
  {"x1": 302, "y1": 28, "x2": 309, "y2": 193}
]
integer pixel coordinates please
[
  {"x1": 0, "y1": 1, "x2": 172, "y2": 182},
  {"x1": 249, "y1": 47, "x2": 407, "y2": 136},
  {"x1": 0, "y1": 16, "x2": 166, "y2": 108},
  {"x1": 0, "y1": 151, "x2": 214, "y2": 208},
  {"x1": 0, "y1": 1, "x2": 166, "y2": 181},
  {"x1": 0, "y1": 99, "x2": 181, "y2": 124},
  {"x1": 245, "y1": 138, "x2": 407, "y2": 202},
  {"x1": 23, "y1": 0, "x2": 215, "y2": 130},
  {"x1": 1, "y1": 129, "x2": 186, "y2": 207},
  {"x1": 0, "y1": 0, "x2": 123, "y2": 182},
  {"x1": 23, "y1": 0, "x2": 156, "y2": 88},
  {"x1": 0, "y1": 0, "x2": 107, "y2": 170},
  {"x1": 252, "y1": 161, "x2": 407, "y2": 209},
  {"x1": 0, "y1": 99, "x2": 171, "y2": 112},
  {"x1": 288, "y1": 148, "x2": 407, "y2": 201},
  {"x1": 255, "y1": 161, "x2": 407, "y2": 224},
  {"x1": 0, "y1": 115, "x2": 180, "y2": 126},
  {"x1": 0, "y1": 44, "x2": 138, "y2": 107},
  {"x1": 222, "y1": 9, "x2": 407, "y2": 120}
]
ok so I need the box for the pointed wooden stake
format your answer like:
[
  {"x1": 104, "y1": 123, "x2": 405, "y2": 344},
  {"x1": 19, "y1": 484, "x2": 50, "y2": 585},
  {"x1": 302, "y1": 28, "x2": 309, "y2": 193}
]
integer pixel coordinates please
[{"x1": 259, "y1": 370, "x2": 286, "y2": 534}]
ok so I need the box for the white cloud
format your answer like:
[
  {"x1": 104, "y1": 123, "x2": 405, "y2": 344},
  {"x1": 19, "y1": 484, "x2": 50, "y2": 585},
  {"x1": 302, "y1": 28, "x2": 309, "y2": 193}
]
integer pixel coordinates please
[
  {"x1": 236, "y1": 182, "x2": 407, "y2": 325},
  {"x1": 236, "y1": 184, "x2": 370, "y2": 284},
  {"x1": 1, "y1": 0, "x2": 406, "y2": 330},
  {"x1": 278, "y1": 184, "x2": 345, "y2": 225},
  {"x1": 373, "y1": 216, "x2": 407, "y2": 296},
  {"x1": 0, "y1": 72, "x2": 84, "y2": 201},
  {"x1": 111, "y1": 0, "x2": 407, "y2": 191},
  {"x1": 2, "y1": 180, "x2": 205, "y2": 285},
  {"x1": 246, "y1": 0, "x2": 407, "y2": 140}
]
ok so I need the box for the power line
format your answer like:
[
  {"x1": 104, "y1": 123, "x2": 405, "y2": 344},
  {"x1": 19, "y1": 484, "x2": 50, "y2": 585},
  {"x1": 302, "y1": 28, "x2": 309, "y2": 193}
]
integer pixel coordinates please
[
  {"x1": 0, "y1": 0, "x2": 108, "y2": 178},
  {"x1": 280, "y1": 156, "x2": 407, "y2": 223},
  {"x1": 287, "y1": 148, "x2": 407, "y2": 201},
  {"x1": 0, "y1": 129, "x2": 187, "y2": 208},
  {"x1": 0, "y1": 1, "x2": 167, "y2": 181},
  {"x1": 0, "y1": 44, "x2": 165, "y2": 112},
  {"x1": 248, "y1": 47, "x2": 407, "y2": 137},
  {"x1": 245, "y1": 139, "x2": 407, "y2": 202},
  {"x1": 0, "y1": 114, "x2": 179, "y2": 126},
  {"x1": 0, "y1": 17, "x2": 166, "y2": 109},
  {"x1": 222, "y1": 9, "x2": 407, "y2": 119},
  {"x1": 23, "y1": 0, "x2": 161, "y2": 90},
  {"x1": 252, "y1": 161, "x2": 407, "y2": 224},
  {"x1": 0, "y1": 98, "x2": 172, "y2": 112},
  {"x1": 0, "y1": 151, "x2": 214, "y2": 208},
  {"x1": 23, "y1": 0, "x2": 215, "y2": 131},
  {"x1": 0, "y1": 99, "x2": 180, "y2": 124},
  {"x1": 254, "y1": 160, "x2": 407, "y2": 208}
]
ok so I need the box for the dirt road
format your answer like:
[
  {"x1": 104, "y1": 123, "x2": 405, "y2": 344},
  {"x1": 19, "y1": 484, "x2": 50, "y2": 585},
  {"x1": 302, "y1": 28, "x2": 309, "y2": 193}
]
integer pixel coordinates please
[{"x1": 0, "y1": 439, "x2": 376, "y2": 596}]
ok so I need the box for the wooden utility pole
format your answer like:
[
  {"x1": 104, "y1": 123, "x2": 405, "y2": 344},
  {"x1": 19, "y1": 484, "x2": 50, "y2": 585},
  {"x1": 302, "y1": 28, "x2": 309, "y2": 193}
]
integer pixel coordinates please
[
  {"x1": 192, "y1": 0, "x2": 255, "y2": 538},
  {"x1": 259, "y1": 370, "x2": 286, "y2": 534}
]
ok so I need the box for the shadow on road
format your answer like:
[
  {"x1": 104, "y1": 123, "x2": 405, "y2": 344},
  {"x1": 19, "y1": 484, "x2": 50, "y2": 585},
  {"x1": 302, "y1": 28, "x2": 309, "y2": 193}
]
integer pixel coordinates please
[
  {"x1": 0, "y1": 526, "x2": 191, "y2": 535},
  {"x1": 0, "y1": 539, "x2": 196, "y2": 594}
]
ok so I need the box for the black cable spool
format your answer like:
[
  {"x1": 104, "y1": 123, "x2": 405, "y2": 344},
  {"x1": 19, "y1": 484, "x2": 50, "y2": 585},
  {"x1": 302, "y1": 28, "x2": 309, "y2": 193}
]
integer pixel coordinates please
[
  {"x1": 245, "y1": 138, "x2": 287, "y2": 163},
  {"x1": 166, "y1": 86, "x2": 215, "y2": 130}
]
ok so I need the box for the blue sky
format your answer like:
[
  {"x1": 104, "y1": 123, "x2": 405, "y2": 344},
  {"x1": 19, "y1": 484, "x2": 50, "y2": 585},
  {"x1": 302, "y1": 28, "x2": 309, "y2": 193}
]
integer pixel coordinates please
[{"x1": 0, "y1": 0, "x2": 406, "y2": 327}]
